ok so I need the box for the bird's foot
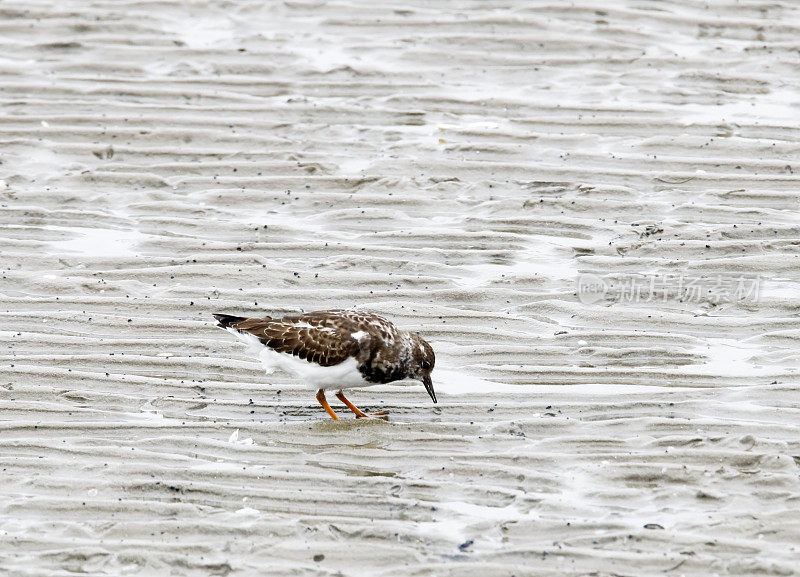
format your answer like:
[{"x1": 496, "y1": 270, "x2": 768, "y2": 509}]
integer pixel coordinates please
[
  {"x1": 355, "y1": 410, "x2": 389, "y2": 420},
  {"x1": 336, "y1": 391, "x2": 388, "y2": 420}
]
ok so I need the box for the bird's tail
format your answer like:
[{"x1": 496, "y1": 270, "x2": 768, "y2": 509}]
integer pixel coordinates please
[{"x1": 212, "y1": 313, "x2": 249, "y2": 329}]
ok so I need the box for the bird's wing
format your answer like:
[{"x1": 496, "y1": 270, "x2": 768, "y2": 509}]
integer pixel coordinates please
[
  {"x1": 230, "y1": 316, "x2": 358, "y2": 366},
  {"x1": 299, "y1": 310, "x2": 398, "y2": 340}
]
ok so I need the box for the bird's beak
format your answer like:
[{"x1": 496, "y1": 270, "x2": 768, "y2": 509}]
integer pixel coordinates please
[{"x1": 422, "y1": 374, "x2": 437, "y2": 404}]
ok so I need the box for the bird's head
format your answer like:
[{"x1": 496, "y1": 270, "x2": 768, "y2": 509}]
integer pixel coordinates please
[{"x1": 408, "y1": 333, "x2": 436, "y2": 403}]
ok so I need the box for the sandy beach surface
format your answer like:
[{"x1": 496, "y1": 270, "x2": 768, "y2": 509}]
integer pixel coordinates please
[{"x1": 2, "y1": 1, "x2": 800, "y2": 575}]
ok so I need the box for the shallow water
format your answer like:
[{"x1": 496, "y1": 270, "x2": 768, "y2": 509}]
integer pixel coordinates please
[{"x1": 2, "y1": 1, "x2": 800, "y2": 575}]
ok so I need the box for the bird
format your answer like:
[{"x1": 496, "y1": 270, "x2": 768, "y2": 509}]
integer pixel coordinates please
[{"x1": 212, "y1": 309, "x2": 436, "y2": 420}]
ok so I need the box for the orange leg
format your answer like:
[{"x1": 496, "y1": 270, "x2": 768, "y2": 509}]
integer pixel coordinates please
[
  {"x1": 336, "y1": 390, "x2": 388, "y2": 419},
  {"x1": 316, "y1": 389, "x2": 339, "y2": 420}
]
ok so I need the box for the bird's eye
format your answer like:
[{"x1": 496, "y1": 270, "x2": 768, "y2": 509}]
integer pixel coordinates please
[{"x1": 421, "y1": 361, "x2": 431, "y2": 370}]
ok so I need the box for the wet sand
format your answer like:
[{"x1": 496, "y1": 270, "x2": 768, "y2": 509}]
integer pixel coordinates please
[{"x1": 2, "y1": 1, "x2": 800, "y2": 575}]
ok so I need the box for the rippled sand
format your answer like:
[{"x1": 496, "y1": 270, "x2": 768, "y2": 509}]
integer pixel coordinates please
[{"x1": 2, "y1": 1, "x2": 800, "y2": 575}]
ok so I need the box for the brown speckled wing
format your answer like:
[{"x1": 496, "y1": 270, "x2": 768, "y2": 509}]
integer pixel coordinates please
[
  {"x1": 231, "y1": 314, "x2": 359, "y2": 366},
  {"x1": 299, "y1": 310, "x2": 399, "y2": 341}
]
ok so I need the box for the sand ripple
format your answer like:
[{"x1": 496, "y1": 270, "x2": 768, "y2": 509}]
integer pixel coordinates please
[{"x1": 2, "y1": 1, "x2": 800, "y2": 575}]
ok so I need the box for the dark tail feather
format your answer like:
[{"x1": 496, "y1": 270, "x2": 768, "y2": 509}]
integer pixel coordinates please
[{"x1": 212, "y1": 313, "x2": 248, "y2": 329}]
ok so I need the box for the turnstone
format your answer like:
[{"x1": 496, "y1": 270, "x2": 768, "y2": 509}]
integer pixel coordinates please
[{"x1": 212, "y1": 309, "x2": 436, "y2": 420}]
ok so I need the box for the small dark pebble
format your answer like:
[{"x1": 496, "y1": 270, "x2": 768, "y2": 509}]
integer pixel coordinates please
[
  {"x1": 458, "y1": 540, "x2": 474, "y2": 551},
  {"x1": 313, "y1": 554, "x2": 324, "y2": 562},
  {"x1": 644, "y1": 523, "x2": 664, "y2": 530}
]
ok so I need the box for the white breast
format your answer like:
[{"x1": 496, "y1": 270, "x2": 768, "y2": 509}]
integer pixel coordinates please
[{"x1": 227, "y1": 328, "x2": 371, "y2": 390}]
